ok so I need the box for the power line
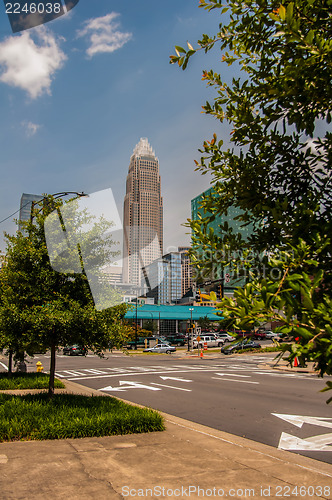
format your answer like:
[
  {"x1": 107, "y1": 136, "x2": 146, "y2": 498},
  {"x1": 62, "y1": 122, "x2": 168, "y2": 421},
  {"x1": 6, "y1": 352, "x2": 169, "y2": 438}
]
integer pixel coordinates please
[
  {"x1": 0, "y1": 201, "x2": 31, "y2": 225},
  {"x1": 0, "y1": 192, "x2": 88, "y2": 226}
]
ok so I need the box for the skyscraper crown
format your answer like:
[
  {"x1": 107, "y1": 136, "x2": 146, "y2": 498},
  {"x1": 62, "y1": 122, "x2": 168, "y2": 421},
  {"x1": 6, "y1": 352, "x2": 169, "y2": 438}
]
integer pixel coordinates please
[{"x1": 133, "y1": 138, "x2": 156, "y2": 158}]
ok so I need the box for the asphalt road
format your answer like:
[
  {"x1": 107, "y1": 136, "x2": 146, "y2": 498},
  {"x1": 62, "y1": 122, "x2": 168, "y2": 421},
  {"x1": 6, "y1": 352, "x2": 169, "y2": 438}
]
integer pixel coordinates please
[{"x1": 3, "y1": 350, "x2": 332, "y2": 464}]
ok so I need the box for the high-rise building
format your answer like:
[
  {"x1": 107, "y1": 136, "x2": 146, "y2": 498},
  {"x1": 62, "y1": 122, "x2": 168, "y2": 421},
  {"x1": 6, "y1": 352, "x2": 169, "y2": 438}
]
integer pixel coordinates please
[
  {"x1": 142, "y1": 251, "x2": 182, "y2": 305},
  {"x1": 191, "y1": 187, "x2": 253, "y2": 240},
  {"x1": 191, "y1": 187, "x2": 254, "y2": 293},
  {"x1": 19, "y1": 193, "x2": 44, "y2": 231},
  {"x1": 178, "y1": 246, "x2": 193, "y2": 297},
  {"x1": 123, "y1": 138, "x2": 163, "y2": 286}
]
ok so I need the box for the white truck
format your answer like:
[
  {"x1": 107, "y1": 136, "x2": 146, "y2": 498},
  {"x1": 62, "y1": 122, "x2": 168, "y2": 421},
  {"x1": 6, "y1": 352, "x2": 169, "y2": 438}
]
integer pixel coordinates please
[{"x1": 193, "y1": 335, "x2": 225, "y2": 349}]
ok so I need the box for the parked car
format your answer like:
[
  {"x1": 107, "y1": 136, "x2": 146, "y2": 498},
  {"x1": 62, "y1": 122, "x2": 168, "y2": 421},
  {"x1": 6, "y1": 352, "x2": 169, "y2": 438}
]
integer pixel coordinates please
[
  {"x1": 221, "y1": 341, "x2": 261, "y2": 355},
  {"x1": 253, "y1": 331, "x2": 267, "y2": 340},
  {"x1": 143, "y1": 343, "x2": 176, "y2": 354},
  {"x1": 63, "y1": 345, "x2": 87, "y2": 356},
  {"x1": 265, "y1": 331, "x2": 279, "y2": 339},
  {"x1": 217, "y1": 333, "x2": 236, "y2": 342},
  {"x1": 126, "y1": 336, "x2": 165, "y2": 349},
  {"x1": 164, "y1": 334, "x2": 186, "y2": 346},
  {"x1": 193, "y1": 335, "x2": 225, "y2": 348}
]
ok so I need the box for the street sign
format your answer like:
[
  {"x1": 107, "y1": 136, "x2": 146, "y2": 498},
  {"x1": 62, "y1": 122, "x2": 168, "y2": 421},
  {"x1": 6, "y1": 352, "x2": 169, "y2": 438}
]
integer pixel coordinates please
[{"x1": 196, "y1": 336, "x2": 201, "y2": 342}]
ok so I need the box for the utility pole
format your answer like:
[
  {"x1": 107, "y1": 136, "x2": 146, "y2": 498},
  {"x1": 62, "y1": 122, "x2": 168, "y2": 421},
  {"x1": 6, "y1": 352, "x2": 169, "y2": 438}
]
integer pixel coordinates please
[{"x1": 188, "y1": 307, "x2": 194, "y2": 351}]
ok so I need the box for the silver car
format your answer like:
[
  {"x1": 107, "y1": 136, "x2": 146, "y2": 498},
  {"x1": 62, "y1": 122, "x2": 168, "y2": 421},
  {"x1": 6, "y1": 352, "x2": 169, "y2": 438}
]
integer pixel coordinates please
[
  {"x1": 143, "y1": 343, "x2": 176, "y2": 354},
  {"x1": 265, "y1": 331, "x2": 279, "y2": 339},
  {"x1": 217, "y1": 333, "x2": 236, "y2": 342}
]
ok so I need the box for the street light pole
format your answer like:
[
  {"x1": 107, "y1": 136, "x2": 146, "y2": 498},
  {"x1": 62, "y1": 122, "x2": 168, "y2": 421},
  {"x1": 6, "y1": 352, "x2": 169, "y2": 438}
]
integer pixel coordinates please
[
  {"x1": 188, "y1": 307, "x2": 194, "y2": 351},
  {"x1": 135, "y1": 291, "x2": 138, "y2": 350}
]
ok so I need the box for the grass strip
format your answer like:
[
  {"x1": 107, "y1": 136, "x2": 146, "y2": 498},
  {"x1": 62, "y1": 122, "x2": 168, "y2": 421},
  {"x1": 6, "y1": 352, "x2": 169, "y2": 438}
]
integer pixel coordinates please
[
  {"x1": 0, "y1": 393, "x2": 165, "y2": 441},
  {"x1": 0, "y1": 372, "x2": 65, "y2": 390}
]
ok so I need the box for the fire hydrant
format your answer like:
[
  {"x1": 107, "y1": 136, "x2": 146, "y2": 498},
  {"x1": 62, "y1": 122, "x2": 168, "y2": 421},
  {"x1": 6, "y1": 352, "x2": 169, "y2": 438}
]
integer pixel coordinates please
[{"x1": 36, "y1": 361, "x2": 43, "y2": 373}]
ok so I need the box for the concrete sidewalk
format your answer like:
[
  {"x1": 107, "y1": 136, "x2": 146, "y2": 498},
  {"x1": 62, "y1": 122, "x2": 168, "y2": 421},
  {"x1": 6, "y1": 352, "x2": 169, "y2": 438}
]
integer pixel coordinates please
[{"x1": 1, "y1": 380, "x2": 332, "y2": 500}]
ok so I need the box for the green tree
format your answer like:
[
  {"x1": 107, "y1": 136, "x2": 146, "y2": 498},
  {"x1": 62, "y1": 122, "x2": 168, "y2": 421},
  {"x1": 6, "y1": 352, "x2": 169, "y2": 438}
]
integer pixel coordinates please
[
  {"x1": 0, "y1": 195, "x2": 130, "y2": 397},
  {"x1": 197, "y1": 315, "x2": 212, "y2": 331},
  {"x1": 143, "y1": 319, "x2": 158, "y2": 334},
  {"x1": 170, "y1": 0, "x2": 332, "y2": 389}
]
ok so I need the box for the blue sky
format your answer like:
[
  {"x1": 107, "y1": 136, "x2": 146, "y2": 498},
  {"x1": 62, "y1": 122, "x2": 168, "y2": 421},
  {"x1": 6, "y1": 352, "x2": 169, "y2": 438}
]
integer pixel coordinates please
[{"x1": 0, "y1": 0, "x2": 231, "y2": 253}]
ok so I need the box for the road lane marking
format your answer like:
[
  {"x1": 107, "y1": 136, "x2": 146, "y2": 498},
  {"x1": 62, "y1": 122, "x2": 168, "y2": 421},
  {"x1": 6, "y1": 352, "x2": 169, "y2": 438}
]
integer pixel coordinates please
[
  {"x1": 171, "y1": 365, "x2": 211, "y2": 370},
  {"x1": 211, "y1": 377, "x2": 259, "y2": 384},
  {"x1": 214, "y1": 373, "x2": 251, "y2": 378},
  {"x1": 254, "y1": 371, "x2": 310, "y2": 379},
  {"x1": 83, "y1": 369, "x2": 109, "y2": 375},
  {"x1": 151, "y1": 383, "x2": 192, "y2": 392},
  {"x1": 220, "y1": 366, "x2": 255, "y2": 371},
  {"x1": 0, "y1": 362, "x2": 8, "y2": 371},
  {"x1": 160, "y1": 376, "x2": 192, "y2": 382},
  {"x1": 61, "y1": 370, "x2": 87, "y2": 376}
]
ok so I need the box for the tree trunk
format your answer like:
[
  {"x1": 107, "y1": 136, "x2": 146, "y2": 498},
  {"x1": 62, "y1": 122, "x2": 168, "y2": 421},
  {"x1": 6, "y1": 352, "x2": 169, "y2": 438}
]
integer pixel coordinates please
[
  {"x1": 8, "y1": 350, "x2": 12, "y2": 374},
  {"x1": 48, "y1": 342, "x2": 56, "y2": 399}
]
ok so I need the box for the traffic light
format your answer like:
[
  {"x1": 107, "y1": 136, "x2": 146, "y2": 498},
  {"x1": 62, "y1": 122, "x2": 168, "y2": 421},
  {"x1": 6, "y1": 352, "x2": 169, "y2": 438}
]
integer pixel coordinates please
[
  {"x1": 195, "y1": 290, "x2": 201, "y2": 302},
  {"x1": 216, "y1": 285, "x2": 222, "y2": 300}
]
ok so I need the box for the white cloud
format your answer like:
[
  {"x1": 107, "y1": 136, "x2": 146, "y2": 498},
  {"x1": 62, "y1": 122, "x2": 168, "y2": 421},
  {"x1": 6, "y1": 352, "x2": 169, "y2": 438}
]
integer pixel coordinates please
[
  {"x1": 21, "y1": 120, "x2": 41, "y2": 137},
  {"x1": 77, "y1": 13, "x2": 132, "y2": 58},
  {"x1": 0, "y1": 28, "x2": 67, "y2": 99}
]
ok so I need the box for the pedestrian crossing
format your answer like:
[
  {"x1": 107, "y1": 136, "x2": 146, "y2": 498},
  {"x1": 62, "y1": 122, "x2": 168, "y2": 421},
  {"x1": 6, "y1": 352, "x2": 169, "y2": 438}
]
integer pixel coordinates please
[{"x1": 51, "y1": 360, "x2": 319, "y2": 383}]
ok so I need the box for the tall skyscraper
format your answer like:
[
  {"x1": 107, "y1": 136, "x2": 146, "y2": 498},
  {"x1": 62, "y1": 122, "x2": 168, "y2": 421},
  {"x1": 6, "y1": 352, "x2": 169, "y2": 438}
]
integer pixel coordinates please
[
  {"x1": 178, "y1": 246, "x2": 193, "y2": 297},
  {"x1": 123, "y1": 138, "x2": 163, "y2": 286},
  {"x1": 19, "y1": 193, "x2": 44, "y2": 231}
]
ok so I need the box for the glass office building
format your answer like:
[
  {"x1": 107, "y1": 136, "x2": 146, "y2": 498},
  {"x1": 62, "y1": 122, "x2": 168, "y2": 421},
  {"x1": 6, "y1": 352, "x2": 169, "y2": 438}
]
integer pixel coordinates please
[
  {"x1": 19, "y1": 193, "x2": 44, "y2": 231},
  {"x1": 191, "y1": 187, "x2": 253, "y2": 240},
  {"x1": 191, "y1": 187, "x2": 254, "y2": 291},
  {"x1": 142, "y1": 251, "x2": 182, "y2": 305}
]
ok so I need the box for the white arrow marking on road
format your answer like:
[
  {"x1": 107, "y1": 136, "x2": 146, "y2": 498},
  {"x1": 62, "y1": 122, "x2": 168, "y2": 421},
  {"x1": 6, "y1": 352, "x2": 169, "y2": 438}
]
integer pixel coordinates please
[
  {"x1": 159, "y1": 376, "x2": 192, "y2": 382},
  {"x1": 101, "y1": 381, "x2": 161, "y2": 392},
  {"x1": 100, "y1": 385, "x2": 126, "y2": 392},
  {"x1": 214, "y1": 373, "x2": 251, "y2": 378},
  {"x1": 272, "y1": 414, "x2": 332, "y2": 429},
  {"x1": 278, "y1": 432, "x2": 332, "y2": 451},
  {"x1": 151, "y1": 383, "x2": 191, "y2": 392}
]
